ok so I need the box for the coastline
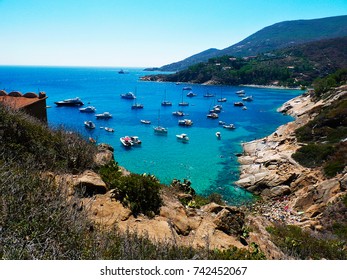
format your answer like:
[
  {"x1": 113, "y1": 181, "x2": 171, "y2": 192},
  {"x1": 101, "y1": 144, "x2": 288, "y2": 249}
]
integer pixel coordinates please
[
  {"x1": 237, "y1": 86, "x2": 347, "y2": 225},
  {"x1": 240, "y1": 84, "x2": 306, "y2": 90}
]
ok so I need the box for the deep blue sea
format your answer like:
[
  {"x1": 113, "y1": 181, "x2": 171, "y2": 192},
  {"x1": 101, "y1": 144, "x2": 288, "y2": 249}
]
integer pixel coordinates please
[{"x1": 0, "y1": 66, "x2": 303, "y2": 204}]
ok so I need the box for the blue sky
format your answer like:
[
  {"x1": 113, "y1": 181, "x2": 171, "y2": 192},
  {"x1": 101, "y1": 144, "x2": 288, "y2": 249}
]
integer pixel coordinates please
[{"x1": 0, "y1": 0, "x2": 346, "y2": 67}]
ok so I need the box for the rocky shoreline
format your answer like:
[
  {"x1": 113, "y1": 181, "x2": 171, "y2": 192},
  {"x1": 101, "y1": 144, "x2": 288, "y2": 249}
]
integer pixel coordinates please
[{"x1": 237, "y1": 87, "x2": 347, "y2": 229}]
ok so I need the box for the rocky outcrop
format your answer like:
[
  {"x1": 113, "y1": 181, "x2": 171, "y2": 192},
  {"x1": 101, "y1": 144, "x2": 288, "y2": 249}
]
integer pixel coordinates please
[
  {"x1": 237, "y1": 87, "x2": 347, "y2": 231},
  {"x1": 83, "y1": 186, "x2": 248, "y2": 250},
  {"x1": 94, "y1": 143, "x2": 114, "y2": 167}
]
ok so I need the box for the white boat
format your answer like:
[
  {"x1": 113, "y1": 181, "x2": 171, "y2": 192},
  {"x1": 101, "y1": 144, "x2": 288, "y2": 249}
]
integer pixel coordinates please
[
  {"x1": 131, "y1": 103, "x2": 144, "y2": 109},
  {"x1": 140, "y1": 119, "x2": 151, "y2": 124},
  {"x1": 186, "y1": 91, "x2": 197, "y2": 97},
  {"x1": 172, "y1": 111, "x2": 185, "y2": 117},
  {"x1": 55, "y1": 97, "x2": 83, "y2": 107},
  {"x1": 216, "y1": 131, "x2": 221, "y2": 138},
  {"x1": 161, "y1": 90, "x2": 172, "y2": 106},
  {"x1": 236, "y1": 90, "x2": 245, "y2": 95},
  {"x1": 182, "y1": 87, "x2": 192, "y2": 90},
  {"x1": 153, "y1": 110, "x2": 168, "y2": 134},
  {"x1": 242, "y1": 96, "x2": 253, "y2": 101},
  {"x1": 178, "y1": 101, "x2": 189, "y2": 106},
  {"x1": 120, "y1": 92, "x2": 136, "y2": 99},
  {"x1": 95, "y1": 112, "x2": 112, "y2": 119},
  {"x1": 84, "y1": 120, "x2": 95, "y2": 129},
  {"x1": 219, "y1": 121, "x2": 226, "y2": 125},
  {"x1": 79, "y1": 106, "x2": 96, "y2": 113},
  {"x1": 179, "y1": 89, "x2": 189, "y2": 106},
  {"x1": 207, "y1": 113, "x2": 219, "y2": 119},
  {"x1": 176, "y1": 133, "x2": 189, "y2": 142},
  {"x1": 153, "y1": 126, "x2": 168, "y2": 134},
  {"x1": 223, "y1": 124, "x2": 236, "y2": 129},
  {"x1": 217, "y1": 97, "x2": 227, "y2": 102},
  {"x1": 130, "y1": 136, "x2": 142, "y2": 145},
  {"x1": 104, "y1": 127, "x2": 114, "y2": 132},
  {"x1": 242, "y1": 106, "x2": 248, "y2": 110},
  {"x1": 204, "y1": 92, "x2": 214, "y2": 97},
  {"x1": 161, "y1": 101, "x2": 172, "y2": 106},
  {"x1": 120, "y1": 136, "x2": 133, "y2": 147},
  {"x1": 178, "y1": 119, "x2": 193, "y2": 126}
]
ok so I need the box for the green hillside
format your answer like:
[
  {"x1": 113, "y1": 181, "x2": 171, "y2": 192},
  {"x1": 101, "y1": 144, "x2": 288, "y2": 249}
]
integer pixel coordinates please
[
  {"x1": 158, "y1": 15, "x2": 347, "y2": 72},
  {"x1": 142, "y1": 36, "x2": 347, "y2": 87}
]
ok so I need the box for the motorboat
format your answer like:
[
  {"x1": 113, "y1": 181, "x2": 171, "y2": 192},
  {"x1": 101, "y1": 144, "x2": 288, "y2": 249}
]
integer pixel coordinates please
[
  {"x1": 223, "y1": 124, "x2": 236, "y2": 129},
  {"x1": 55, "y1": 97, "x2": 83, "y2": 107},
  {"x1": 236, "y1": 90, "x2": 245, "y2": 95},
  {"x1": 176, "y1": 133, "x2": 189, "y2": 142},
  {"x1": 121, "y1": 92, "x2": 136, "y2": 99},
  {"x1": 105, "y1": 127, "x2": 114, "y2": 132},
  {"x1": 210, "y1": 105, "x2": 222, "y2": 113},
  {"x1": 216, "y1": 131, "x2": 221, "y2": 139},
  {"x1": 95, "y1": 112, "x2": 112, "y2": 119},
  {"x1": 219, "y1": 121, "x2": 226, "y2": 125},
  {"x1": 84, "y1": 120, "x2": 95, "y2": 129},
  {"x1": 79, "y1": 106, "x2": 96, "y2": 113},
  {"x1": 217, "y1": 97, "x2": 227, "y2": 102},
  {"x1": 172, "y1": 111, "x2": 185, "y2": 117},
  {"x1": 242, "y1": 106, "x2": 248, "y2": 110},
  {"x1": 182, "y1": 87, "x2": 192, "y2": 90},
  {"x1": 186, "y1": 91, "x2": 197, "y2": 97},
  {"x1": 178, "y1": 119, "x2": 193, "y2": 126},
  {"x1": 234, "y1": 102, "x2": 244, "y2": 107},
  {"x1": 207, "y1": 113, "x2": 219, "y2": 119},
  {"x1": 242, "y1": 96, "x2": 253, "y2": 101},
  {"x1": 120, "y1": 136, "x2": 133, "y2": 147},
  {"x1": 153, "y1": 126, "x2": 168, "y2": 134},
  {"x1": 130, "y1": 136, "x2": 142, "y2": 145},
  {"x1": 140, "y1": 119, "x2": 151, "y2": 124},
  {"x1": 118, "y1": 69, "x2": 125, "y2": 74}
]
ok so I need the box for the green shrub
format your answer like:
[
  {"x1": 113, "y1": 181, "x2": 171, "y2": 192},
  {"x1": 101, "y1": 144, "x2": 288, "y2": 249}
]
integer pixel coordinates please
[
  {"x1": 267, "y1": 224, "x2": 346, "y2": 259},
  {"x1": 0, "y1": 105, "x2": 97, "y2": 173},
  {"x1": 292, "y1": 143, "x2": 334, "y2": 167},
  {"x1": 116, "y1": 174, "x2": 162, "y2": 216},
  {"x1": 98, "y1": 160, "x2": 122, "y2": 188}
]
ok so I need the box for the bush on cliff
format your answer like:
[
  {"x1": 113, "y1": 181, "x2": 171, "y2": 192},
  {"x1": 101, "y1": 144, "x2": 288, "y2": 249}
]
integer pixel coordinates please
[
  {"x1": 0, "y1": 105, "x2": 97, "y2": 173},
  {"x1": 267, "y1": 224, "x2": 347, "y2": 259},
  {"x1": 292, "y1": 143, "x2": 334, "y2": 168}
]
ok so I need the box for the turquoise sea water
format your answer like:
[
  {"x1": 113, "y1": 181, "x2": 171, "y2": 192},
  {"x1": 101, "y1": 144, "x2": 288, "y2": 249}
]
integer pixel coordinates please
[{"x1": 0, "y1": 66, "x2": 302, "y2": 204}]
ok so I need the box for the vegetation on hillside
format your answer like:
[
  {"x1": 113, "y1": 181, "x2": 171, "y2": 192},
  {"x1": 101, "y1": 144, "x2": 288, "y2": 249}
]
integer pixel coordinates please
[
  {"x1": 143, "y1": 37, "x2": 347, "y2": 87},
  {"x1": 0, "y1": 104, "x2": 265, "y2": 260},
  {"x1": 292, "y1": 72, "x2": 347, "y2": 178},
  {"x1": 158, "y1": 15, "x2": 347, "y2": 72}
]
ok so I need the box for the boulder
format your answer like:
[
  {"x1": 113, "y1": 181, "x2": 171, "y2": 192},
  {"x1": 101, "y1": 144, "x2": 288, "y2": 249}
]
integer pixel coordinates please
[
  {"x1": 314, "y1": 179, "x2": 341, "y2": 204},
  {"x1": 201, "y1": 202, "x2": 224, "y2": 214},
  {"x1": 73, "y1": 170, "x2": 107, "y2": 196},
  {"x1": 261, "y1": 185, "x2": 291, "y2": 199},
  {"x1": 213, "y1": 208, "x2": 245, "y2": 235}
]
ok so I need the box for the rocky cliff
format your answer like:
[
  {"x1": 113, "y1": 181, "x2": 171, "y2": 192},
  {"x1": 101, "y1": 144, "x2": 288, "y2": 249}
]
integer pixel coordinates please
[{"x1": 236, "y1": 86, "x2": 347, "y2": 252}]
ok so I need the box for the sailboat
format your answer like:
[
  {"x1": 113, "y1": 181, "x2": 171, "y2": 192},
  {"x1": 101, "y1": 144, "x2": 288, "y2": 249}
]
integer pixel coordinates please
[
  {"x1": 161, "y1": 89, "x2": 172, "y2": 106},
  {"x1": 217, "y1": 88, "x2": 227, "y2": 102},
  {"x1": 153, "y1": 110, "x2": 168, "y2": 134},
  {"x1": 178, "y1": 89, "x2": 189, "y2": 106},
  {"x1": 131, "y1": 88, "x2": 144, "y2": 109}
]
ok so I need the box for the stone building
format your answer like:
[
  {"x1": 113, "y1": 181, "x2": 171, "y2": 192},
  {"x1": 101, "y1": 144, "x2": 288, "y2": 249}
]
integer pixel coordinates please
[{"x1": 0, "y1": 90, "x2": 48, "y2": 122}]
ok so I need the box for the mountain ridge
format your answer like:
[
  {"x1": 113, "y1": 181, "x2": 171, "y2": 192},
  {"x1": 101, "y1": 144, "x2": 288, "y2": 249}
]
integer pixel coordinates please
[{"x1": 155, "y1": 15, "x2": 347, "y2": 72}]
